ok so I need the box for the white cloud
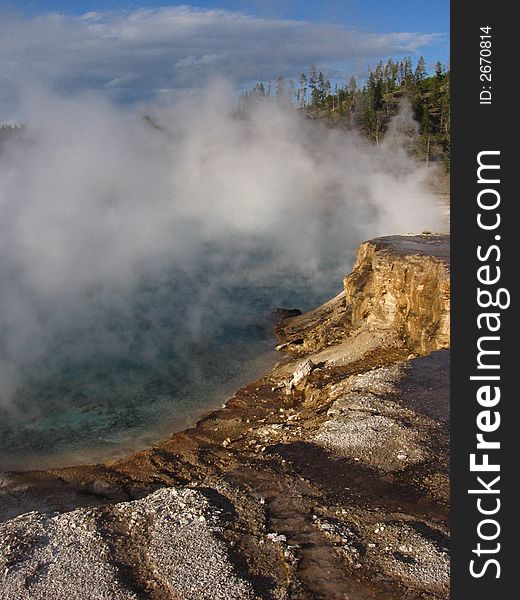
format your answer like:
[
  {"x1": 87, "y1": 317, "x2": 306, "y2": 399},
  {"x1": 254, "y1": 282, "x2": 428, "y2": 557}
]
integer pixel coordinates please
[{"x1": 0, "y1": 6, "x2": 441, "y2": 112}]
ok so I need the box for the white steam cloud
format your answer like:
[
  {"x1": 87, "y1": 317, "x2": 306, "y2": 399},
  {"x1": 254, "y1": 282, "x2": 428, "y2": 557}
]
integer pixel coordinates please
[{"x1": 0, "y1": 81, "x2": 443, "y2": 412}]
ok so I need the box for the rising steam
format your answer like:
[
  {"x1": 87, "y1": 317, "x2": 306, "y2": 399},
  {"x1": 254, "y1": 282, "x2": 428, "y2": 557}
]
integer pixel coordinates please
[{"x1": 0, "y1": 81, "x2": 443, "y2": 414}]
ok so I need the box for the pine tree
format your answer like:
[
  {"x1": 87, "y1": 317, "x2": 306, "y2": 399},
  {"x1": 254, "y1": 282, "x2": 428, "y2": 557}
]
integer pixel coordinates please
[
  {"x1": 347, "y1": 75, "x2": 357, "y2": 95},
  {"x1": 299, "y1": 73, "x2": 307, "y2": 108},
  {"x1": 308, "y1": 65, "x2": 319, "y2": 107},
  {"x1": 275, "y1": 75, "x2": 286, "y2": 103},
  {"x1": 318, "y1": 72, "x2": 326, "y2": 104},
  {"x1": 421, "y1": 103, "x2": 431, "y2": 164},
  {"x1": 415, "y1": 56, "x2": 427, "y2": 82},
  {"x1": 402, "y1": 57, "x2": 414, "y2": 93}
]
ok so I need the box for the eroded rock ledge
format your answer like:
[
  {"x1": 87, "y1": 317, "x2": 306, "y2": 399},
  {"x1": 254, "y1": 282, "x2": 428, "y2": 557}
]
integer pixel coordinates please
[
  {"x1": 0, "y1": 235, "x2": 450, "y2": 600},
  {"x1": 276, "y1": 235, "x2": 449, "y2": 357}
]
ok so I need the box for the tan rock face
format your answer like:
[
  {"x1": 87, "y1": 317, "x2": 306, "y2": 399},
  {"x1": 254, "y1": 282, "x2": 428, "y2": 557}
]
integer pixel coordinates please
[
  {"x1": 344, "y1": 235, "x2": 450, "y2": 355},
  {"x1": 275, "y1": 234, "x2": 450, "y2": 358}
]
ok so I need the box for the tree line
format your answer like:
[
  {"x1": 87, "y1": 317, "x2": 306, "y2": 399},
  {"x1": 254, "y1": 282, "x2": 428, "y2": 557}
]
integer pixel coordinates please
[{"x1": 239, "y1": 57, "x2": 451, "y2": 170}]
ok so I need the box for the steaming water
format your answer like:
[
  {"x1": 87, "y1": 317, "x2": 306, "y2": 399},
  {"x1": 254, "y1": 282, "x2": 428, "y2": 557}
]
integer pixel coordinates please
[
  {"x1": 0, "y1": 91, "x2": 443, "y2": 472},
  {"x1": 0, "y1": 254, "x2": 342, "y2": 472}
]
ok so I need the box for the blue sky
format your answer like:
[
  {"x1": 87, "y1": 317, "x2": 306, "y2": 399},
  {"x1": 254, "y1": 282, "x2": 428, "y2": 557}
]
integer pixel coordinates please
[
  {"x1": 1, "y1": 1, "x2": 449, "y2": 115},
  {"x1": 8, "y1": 0, "x2": 449, "y2": 33}
]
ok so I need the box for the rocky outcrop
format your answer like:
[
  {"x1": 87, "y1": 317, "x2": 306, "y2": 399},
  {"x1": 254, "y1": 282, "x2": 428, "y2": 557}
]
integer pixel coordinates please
[
  {"x1": 275, "y1": 235, "x2": 450, "y2": 356},
  {"x1": 344, "y1": 236, "x2": 450, "y2": 354},
  {"x1": 0, "y1": 234, "x2": 450, "y2": 600}
]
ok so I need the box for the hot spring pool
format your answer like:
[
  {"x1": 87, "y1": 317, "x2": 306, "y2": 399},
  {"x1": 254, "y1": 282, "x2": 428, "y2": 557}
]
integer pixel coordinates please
[{"x1": 0, "y1": 262, "x2": 340, "y2": 471}]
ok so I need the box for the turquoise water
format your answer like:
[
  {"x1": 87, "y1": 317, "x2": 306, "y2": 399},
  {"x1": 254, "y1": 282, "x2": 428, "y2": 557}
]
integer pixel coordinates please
[{"x1": 0, "y1": 257, "x2": 341, "y2": 471}]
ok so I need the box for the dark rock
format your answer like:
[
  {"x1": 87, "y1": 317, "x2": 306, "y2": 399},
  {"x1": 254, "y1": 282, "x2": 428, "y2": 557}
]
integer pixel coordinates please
[{"x1": 273, "y1": 308, "x2": 302, "y2": 319}]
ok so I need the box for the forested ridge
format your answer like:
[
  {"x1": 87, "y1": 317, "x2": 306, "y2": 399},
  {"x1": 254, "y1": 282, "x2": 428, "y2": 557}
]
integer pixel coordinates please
[
  {"x1": 240, "y1": 57, "x2": 451, "y2": 171},
  {"x1": 1, "y1": 58, "x2": 450, "y2": 170}
]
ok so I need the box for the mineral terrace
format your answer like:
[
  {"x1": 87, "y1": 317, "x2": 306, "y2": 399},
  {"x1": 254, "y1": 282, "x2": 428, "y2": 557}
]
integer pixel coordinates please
[{"x1": 0, "y1": 234, "x2": 450, "y2": 599}]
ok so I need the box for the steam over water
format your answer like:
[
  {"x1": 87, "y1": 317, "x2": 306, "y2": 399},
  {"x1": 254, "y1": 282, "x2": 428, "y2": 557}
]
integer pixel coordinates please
[
  {"x1": 0, "y1": 84, "x2": 443, "y2": 470},
  {"x1": 0, "y1": 258, "x2": 328, "y2": 470}
]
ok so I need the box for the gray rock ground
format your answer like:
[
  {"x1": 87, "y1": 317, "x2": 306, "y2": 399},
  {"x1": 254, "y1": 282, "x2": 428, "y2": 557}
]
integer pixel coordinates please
[{"x1": 0, "y1": 487, "x2": 253, "y2": 600}]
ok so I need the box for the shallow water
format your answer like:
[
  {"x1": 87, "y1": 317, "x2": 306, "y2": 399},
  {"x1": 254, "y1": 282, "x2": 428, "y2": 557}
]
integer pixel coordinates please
[{"x1": 0, "y1": 256, "x2": 343, "y2": 472}]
